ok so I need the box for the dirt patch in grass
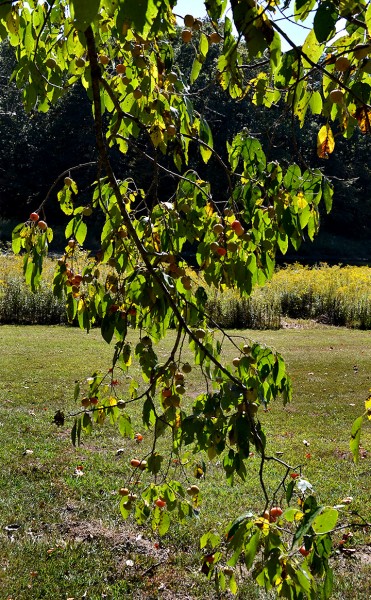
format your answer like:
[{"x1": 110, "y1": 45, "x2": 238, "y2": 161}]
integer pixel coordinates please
[
  {"x1": 56, "y1": 518, "x2": 215, "y2": 600},
  {"x1": 335, "y1": 543, "x2": 371, "y2": 567}
]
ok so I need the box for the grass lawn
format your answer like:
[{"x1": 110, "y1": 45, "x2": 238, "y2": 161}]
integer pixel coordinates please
[{"x1": 0, "y1": 323, "x2": 370, "y2": 599}]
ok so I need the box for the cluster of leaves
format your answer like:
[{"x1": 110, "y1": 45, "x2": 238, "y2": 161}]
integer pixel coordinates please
[{"x1": 3, "y1": 0, "x2": 371, "y2": 597}]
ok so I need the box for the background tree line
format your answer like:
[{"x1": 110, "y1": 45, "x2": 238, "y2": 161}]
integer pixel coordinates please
[{"x1": 0, "y1": 32, "x2": 370, "y2": 263}]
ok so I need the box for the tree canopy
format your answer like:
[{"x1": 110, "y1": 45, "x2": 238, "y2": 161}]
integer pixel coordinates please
[{"x1": 2, "y1": 0, "x2": 371, "y2": 597}]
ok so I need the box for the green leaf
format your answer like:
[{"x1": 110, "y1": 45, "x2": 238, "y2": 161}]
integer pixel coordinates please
[
  {"x1": 147, "y1": 452, "x2": 163, "y2": 474},
  {"x1": 0, "y1": 3, "x2": 11, "y2": 20},
  {"x1": 284, "y1": 507, "x2": 303, "y2": 523},
  {"x1": 309, "y1": 90, "x2": 323, "y2": 115},
  {"x1": 199, "y1": 117, "x2": 213, "y2": 164},
  {"x1": 199, "y1": 32, "x2": 209, "y2": 58},
  {"x1": 367, "y1": 3, "x2": 371, "y2": 37},
  {"x1": 293, "y1": 504, "x2": 323, "y2": 546},
  {"x1": 269, "y1": 31, "x2": 281, "y2": 74},
  {"x1": 82, "y1": 412, "x2": 93, "y2": 434},
  {"x1": 117, "y1": 0, "x2": 161, "y2": 38},
  {"x1": 229, "y1": 573, "x2": 238, "y2": 594},
  {"x1": 120, "y1": 495, "x2": 132, "y2": 519},
  {"x1": 142, "y1": 396, "x2": 156, "y2": 427},
  {"x1": 313, "y1": 1, "x2": 337, "y2": 43},
  {"x1": 206, "y1": 0, "x2": 227, "y2": 20},
  {"x1": 11, "y1": 223, "x2": 24, "y2": 254},
  {"x1": 190, "y1": 56, "x2": 202, "y2": 84},
  {"x1": 118, "y1": 414, "x2": 134, "y2": 438},
  {"x1": 302, "y1": 29, "x2": 324, "y2": 68},
  {"x1": 226, "y1": 512, "x2": 252, "y2": 542},
  {"x1": 75, "y1": 219, "x2": 87, "y2": 245},
  {"x1": 101, "y1": 314, "x2": 115, "y2": 344},
  {"x1": 200, "y1": 530, "x2": 220, "y2": 549},
  {"x1": 312, "y1": 508, "x2": 338, "y2": 534},
  {"x1": 73, "y1": 382, "x2": 80, "y2": 401},
  {"x1": 158, "y1": 509, "x2": 170, "y2": 536},
  {"x1": 71, "y1": 0, "x2": 101, "y2": 31},
  {"x1": 322, "y1": 178, "x2": 334, "y2": 214},
  {"x1": 294, "y1": 0, "x2": 316, "y2": 22},
  {"x1": 71, "y1": 419, "x2": 77, "y2": 447},
  {"x1": 244, "y1": 530, "x2": 260, "y2": 569},
  {"x1": 350, "y1": 415, "x2": 364, "y2": 463},
  {"x1": 321, "y1": 566, "x2": 333, "y2": 600},
  {"x1": 65, "y1": 218, "x2": 76, "y2": 240},
  {"x1": 71, "y1": 417, "x2": 81, "y2": 447},
  {"x1": 58, "y1": 188, "x2": 74, "y2": 215}
]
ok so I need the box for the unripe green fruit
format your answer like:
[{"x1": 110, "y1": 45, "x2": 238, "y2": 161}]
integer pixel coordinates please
[
  {"x1": 167, "y1": 71, "x2": 178, "y2": 83},
  {"x1": 213, "y1": 223, "x2": 224, "y2": 235},
  {"x1": 249, "y1": 402, "x2": 259, "y2": 416},
  {"x1": 45, "y1": 57, "x2": 57, "y2": 69},
  {"x1": 353, "y1": 44, "x2": 370, "y2": 60},
  {"x1": 362, "y1": 58, "x2": 371, "y2": 73},
  {"x1": 75, "y1": 57, "x2": 86, "y2": 68},
  {"x1": 166, "y1": 124, "x2": 177, "y2": 137},
  {"x1": 227, "y1": 241, "x2": 237, "y2": 252},
  {"x1": 133, "y1": 56, "x2": 146, "y2": 70}
]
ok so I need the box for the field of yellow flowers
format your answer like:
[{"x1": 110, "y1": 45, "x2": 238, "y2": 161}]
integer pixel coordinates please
[{"x1": 0, "y1": 253, "x2": 370, "y2": 328}]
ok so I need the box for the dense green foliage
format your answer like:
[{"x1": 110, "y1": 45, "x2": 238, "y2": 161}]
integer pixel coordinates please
[
  {"x1": 2, "y1": 1, "x2": 371, "y2": 597},
  {"x1": 0, "y1": 29, "x2": 370, "y2": 261}
]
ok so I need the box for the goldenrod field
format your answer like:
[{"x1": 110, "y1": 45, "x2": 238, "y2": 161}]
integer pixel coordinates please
[{"x1": 1, "y1": 253, "x2": 371, "y2": 328}]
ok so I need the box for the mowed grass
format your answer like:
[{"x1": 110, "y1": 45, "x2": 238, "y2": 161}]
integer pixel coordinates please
[{"x1": 0, "y1": 324, "x2": 370, "y2": 599}]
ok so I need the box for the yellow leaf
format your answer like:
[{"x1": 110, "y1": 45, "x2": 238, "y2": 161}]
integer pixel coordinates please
[
  {"x1": 150, "y1": 124, "x2": 164, "y2": 147},
  {"x1": 365, "y1": 395, "x2": 371, "y2": 420},
  {"x1": 354, "y1": 106, "x2": 371, "y2": 134},
  {"x1": 205, "y1": 203, "x2": 214, "y2": 217},
  {"x1": 254, "y1": 517, "x2": 270, "y2": 533},
  {"x1": 296, "y1": 191, "x2": 308, "y2": 209},
  {"x1": 317, "y1": 124, "x2": 335, "y2": 159}
]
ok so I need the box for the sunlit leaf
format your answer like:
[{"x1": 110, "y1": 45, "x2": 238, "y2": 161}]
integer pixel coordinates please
[
  {"x1": 365, "y1": 395, "x2": 371, "y2": 420},
  {"x1": 312, "y1": 507, "x2": 338, "y2": 534},
  {"x1": 294, "y1": 0, "x2": 316, "y2": 22},
  {"x1": 317, "y1": 124, "x2": 335, "y2": 159},
  {"x1": 302, "y1": 29, "x2": 324, "y2": 68},
  {"x1": 71, "y1": 0, "x2": 101, "y2": 31},
  {"x1": 350, "y1": 415, "x2": 364, "y2": 462},
  {"x1": 353, "y1": 106, "x2": 371, "y2": 134}
]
